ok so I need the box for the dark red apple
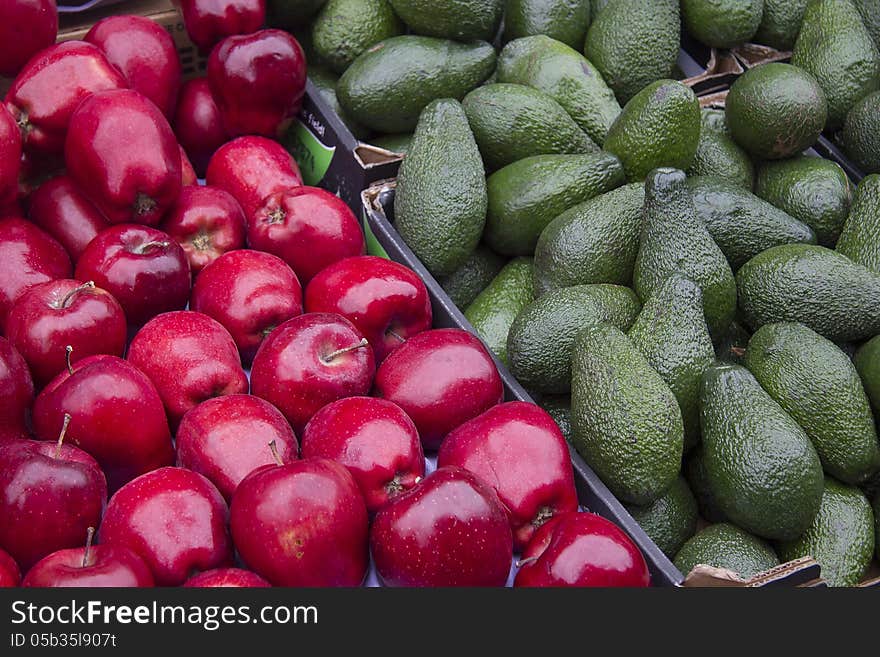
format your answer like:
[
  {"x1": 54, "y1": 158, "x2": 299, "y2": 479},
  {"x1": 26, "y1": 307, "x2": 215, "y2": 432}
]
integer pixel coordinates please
[
  {"x1": 127, "y1": 310, "x2": 249, "y2": 428},
  {"x1": 0, "y1": 217, "x2": 72, "y2": 333},
  {"x1": 0, "y1": 103, "x2": 22, "y2": 205},
  {"x1": 180, "y1": 0, "x2": 267, "y2": 54},
  {"x1": 207, "y1": 29, "x2": 306, "y2": 137},
  {"x1": 23, "y1": 529, "x2": 155, "y2": 587},
  {"x1": 437, "y1": 401, "x2": 579, "y2": 549},
  {"x1": 85, "y1": 15, "x2": 182, "y2": 119},
  {"x1": 100, "y1": 467, "x2": 233, "y2": 586},
  {"x1": 75, "y1": 224, "x2": 191, "y2": 327},
  {"x1": 304, "y1": 256, "x2": 432, "y2": 363},
  {"x1": 0, "y1": 547, "x2": 20, "y2": 587},
  {"x1": 190, "y1": 249, "x2": 303, "y2": 363},
  {"x1": 250, "y1": 313, "x2": 375, "y2": 433},
  {"x1": 173, "y1": 77, "x2": 228, "y2": 177},
  {"x1": 28, "y1": 176, "x2": 109, "y2": 262},
  {"x1": 6, "y1": 280, "x2": 127, "y2": 386},
  {"x1": 248, "y1": 187, "x2": 365, "y2": 285},
  {"x1": 514, "y1": 512, "x2": 650, "y2": 587},
  {"x1": 183, "y1": 567, "x2": 270, "y2": 588},
  {"x1": 179, "y1": 145, "x2": 198, "y2": 186},
  {"x1": 230, "y1": 457, "x2": 368, "y2": 586},
  {"x1": 0, "y1": 435, "x2": 107, "y2": 571},
  {"x1": 0, "y1": 336, "x2": 34, "y2": 437},
  {"x1": 176, "y1": 394, "x2": 298, "y2": 502},
  {"x1": 370, "y1": 466, "x2": 513, "y2": 587},
  {"x1": 0, "y1": 0, "x2": 57, "y2": 78},
  {"x1": 300, "y1": 396, "x2": 424, "y2": 512},
  {"x1": 32, "y1": 354, "x2": 174, "y2": 492},
  {"x1": 205, "y1": 135, "x2": 302, "y2": 220},
  {"x1": 374, "y1": 329, "x2": 504, "y2": 451},
  {"x1": 160, "y1": 186, "x2": 246, "y2": 274}
]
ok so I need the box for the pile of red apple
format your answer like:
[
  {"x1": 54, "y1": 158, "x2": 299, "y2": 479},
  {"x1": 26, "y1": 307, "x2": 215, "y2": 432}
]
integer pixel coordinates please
[{"x1": 0, "y1": 0, "x2": 651, "y2": 588}]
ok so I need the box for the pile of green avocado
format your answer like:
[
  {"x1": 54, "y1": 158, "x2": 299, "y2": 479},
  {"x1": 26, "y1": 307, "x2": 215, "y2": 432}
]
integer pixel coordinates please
[{"x1": 272, "y1": 0, "x2": 880, "y2": 587}]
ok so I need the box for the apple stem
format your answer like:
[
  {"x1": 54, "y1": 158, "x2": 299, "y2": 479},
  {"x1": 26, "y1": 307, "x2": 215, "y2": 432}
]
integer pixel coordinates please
[
  {"x1": 135, "y1": 240, "x2": 170, "y2": 255},
  {"x1": 268, "y1": 440, "x2": 284, "y2": 466},
  {"x1": 516, "y1": 556, "x2": 539, "y2": 569},
  {"x1": 386, "y1": 329, "x2": 406, "y2": 343},
  {"x1": 54, "y1": 413, "x2": 72, "y2": 459},
  {"x1": 58, "y1": 281, "x2": 95, "y2": 309},
  {"x1": 81, "y1": 527, "x2": 95, "y2": 568},
  {"x1": 321, "y1": 338, "x2": 370, "y2": 363},
  {"x1": 65, "y1": 345, "x2": 74, "y2": 375}
]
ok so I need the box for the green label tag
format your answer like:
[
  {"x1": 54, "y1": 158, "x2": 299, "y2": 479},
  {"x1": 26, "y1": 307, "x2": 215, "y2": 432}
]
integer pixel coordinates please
[
  {"x1": 285, "y1": 119, "x2": 336, "y2": 186},
  {"x1": 362, "y1": 211, "x2": 390, "y2": 259}
]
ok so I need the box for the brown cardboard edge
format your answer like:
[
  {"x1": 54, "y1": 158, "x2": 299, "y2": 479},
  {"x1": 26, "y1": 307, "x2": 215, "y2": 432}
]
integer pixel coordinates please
[
  {"x1": 731, "y1": 43, "x2": 792, "y2": 69},
  {"x1": 681, "y1": 557, "x2": 824, "y2": 588},
  {"x1": 354, "y1": 143, "x2": 404, "y2": 170}
]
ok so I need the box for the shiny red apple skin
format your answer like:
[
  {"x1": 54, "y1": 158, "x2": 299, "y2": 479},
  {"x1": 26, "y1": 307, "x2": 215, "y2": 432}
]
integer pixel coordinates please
[
  {"x1": 205, "y1": 136, "x2": 302, "y2": 221},
  {"x1": 180, "y1": 0, "x2": 267, "y2": 54},
  {"x1": 23, "y1": 544, "x2": 155, "y2": 587},
  {"x1": 437, "y1": 401, "x2": 579, "y2": 550},
  {"x1": 128, "y1": 310, "x2": 249, "y2": 428},
  {"x1": 160, "y1": 185, "x2": 246, "y2": 274},
  {"x1": 0, "y1": 217, "x2": 72, "y2": 333},
  {"x1": 191, "y1": 249, "x2": 303, "y2": 363},
  {"x1": 374, "y1": 328, "x2": 504, "y2": 451},
  {"x1": 32, "y1": 354, "x2": 174, "y2": 492},
  {"x1": 0, "y1": 439, "x2": 107, "y2": 572},
  {"x1": 0, "y1": 104, "x2": 22, "y2": 204},
  {"x1": 173, "y1": 77, "x2": 228, "y2": 177},
  {"x1": 100, "y1": 466, "x2": 233, "y2": 586},
  {"x1": 249, "y1": 187, "x2": 365, "y2": 285},
  {"x1": 184, "y1": 567, "x2": 271, "y2": 588},
  {"x1": 6, "y1": 279, "x2": 127, "y2": 386},
  {"x1": 28, "y1": 176, "x2": 109, "y2": 262},
  {"x1": 0, "y1": 548, "x2": 20, "y2": 587},
  {"x1": 176, "y1": 394, "x2": 298, "y2": 502},
  {"x1": 5, "y1": 41, "x2": 127, "y2": 156},
  {"x1": 0, "y1": 336, "x2": 34, "y2": 437},
  {"x1": 230, "y1": 458, "x2": 369, "y2": 586},
  {"x1": 179, "y1": 145, "x2": 198, "y2": 186},
  {"x1": 250, "y1": 313, "x2": 375, "y2": 433},
  {"x1": 65, "y1": 89, "x2": 182, "y2": 226},
  {"x1": 514, "y1": 512, "x2": 650, "y2": 588},
  {"x1": 370, "y1": 466, "x2": 513, "y2": 587},
  {"x1": 75, "y1": 224, "x2": 191, "y2": 327},
  {"x1": 0, "y1": 0, "x2": 57, "y2": 78},
  {"x1": 207, "y1": 29, "x2": 306, "y2": 137},
  {"x1": 301, "y1": 396, "x2": 424, "y2": 512},
  {"x1": 305, "y1": 256, "x2": 431, "y2": 363},
  {"x1": 85, "y1": 15, "x2": 182, "y2": 118}
]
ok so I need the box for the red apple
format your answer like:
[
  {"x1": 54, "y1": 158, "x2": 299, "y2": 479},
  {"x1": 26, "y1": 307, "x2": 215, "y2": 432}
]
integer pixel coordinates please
[
  {"x1": 305, "y1": 256, "x2": 432, "y2": 363},
  {"x1": 437, "y1": 401, "x2": 579, "y2": 550},
  {"x1": 374, "y1": 329, "x2": 504, "y2": 451},
  {"x1": 205, "y1": 136, "x2": 302, "y2": 221},
  {"x1": 0, "y1": 547, "x2": 20, "y2": 587},
  {"x1": 0, "y1": 336, "x2": 34, "y2": 437},
  {"x1": 75, "y1": 224, "x2": 191, "y2": 327},
  {"x1": 248, "y1": 187, "x2": 365, "y2": 285},
  {"x1": 207, "y1": 29, "x2": 306, "y2": 137},
  {"x1": 173, "y1": 77, "x2": 228, "y2": 177},
  {"x1": 0, "y1": 0, "x2": 57, "y2": 78},
  {"x1": 180, "y1": 0, "x2": 267, "y2": 54},
  {"x1": 0, "y1": 217, "x2": 72, "y2": 333},
  {"x1": 300, "y1": 396, "x2": 424, "y2": 512},
  {"x1": 6, "y1": 280, "x2": 127, "y2": 386},
  {"x1": 370, "y1": 466, "x2": 513, "y2": 587},
  {"x1": 0, "y1": 103, "x2": 22, "y2": 205},
  {"x1": 160, "y1": 185, "x2": 246, "y2": 274},
  {"x1": 179, "y1": 145, "x2": 198, "y2": 186},
  {"x1": 176, "y1": 394, "x2": 298, "y2": 502},
  {"x1": 28, "y1": 176, "x2": 109, "y2": 262},
  {"x1": 190, "y1": 249, "x2": 303, "y2": 363},
  {"x1": 183, "y1": 567, "x2": 270, "y2": 588},
  {"x1": 250, "y1": 313, "x2": 375, "y2": 433},
  {"x1": 100, "y1": 467, "x2": 233, "y2": 586},
  {"x1": 23, "y1": 529, "x2": 155, "y2": 587},
  {"x1": 127, "y1": 310, "x2": 249, "y2": 428},
  {"x1": 32, "y1": 354, "x2": 174, "y2": 491},
  {"x1": 85, "y1": 15, "x2": 182, "y2": 119},
  {"x1": 0, "y1": 435, "x2": 107, "y2": 571},
  {"x1": 230, "y1": 457, "x2": 368, "y2": 586},
  {"x1": 514, "y1": 512, "x2": 650, "y2": 587}
]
